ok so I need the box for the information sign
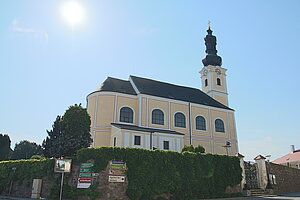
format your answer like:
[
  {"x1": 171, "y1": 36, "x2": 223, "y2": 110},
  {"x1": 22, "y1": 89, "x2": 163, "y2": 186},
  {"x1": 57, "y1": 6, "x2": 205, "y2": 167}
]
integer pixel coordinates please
[
  {"x1": 109, "y1": 175, "x2": 125, "y2": 182},
  {"x1": 54, "y1": 159, "x2": 72, "y2": 173},
  {"x1": 109, "y1": 160, "x2": 127, "y2": 175},
  {"x1": 77, "y1": 163, "x2": 94, "y2": 189},
  {"x1": 77, "y1": 178, "x2": 92, "y2": 188},
  {"x1": 80, "y1": 168, "x2": 92, "y2": 172},
  {"x1": 79, "y1": 173, "x2": 92, "y2": 178},
  {"x1": 110, "y1": 160, "x2": 126, "y2": 170}
]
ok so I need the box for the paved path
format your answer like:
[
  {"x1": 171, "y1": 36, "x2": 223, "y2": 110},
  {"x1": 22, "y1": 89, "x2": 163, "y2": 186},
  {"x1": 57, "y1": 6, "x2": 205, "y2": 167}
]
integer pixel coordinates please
[
  {"x1": 209, "y1": 192, "x2": 300, "y2": 200},
  {"x1": 1, "y1": 193, "x2": 300, "y2": 200}
]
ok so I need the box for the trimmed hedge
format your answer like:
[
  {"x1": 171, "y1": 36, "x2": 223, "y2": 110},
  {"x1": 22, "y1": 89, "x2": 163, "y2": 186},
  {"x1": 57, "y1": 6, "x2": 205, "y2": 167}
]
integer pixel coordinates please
[
  {"x1": 77, "y1": 147, "x2": 242, "y2": 200},
  {"x1": 0, "y1": 158, "x2": 54, "y2": 193}
]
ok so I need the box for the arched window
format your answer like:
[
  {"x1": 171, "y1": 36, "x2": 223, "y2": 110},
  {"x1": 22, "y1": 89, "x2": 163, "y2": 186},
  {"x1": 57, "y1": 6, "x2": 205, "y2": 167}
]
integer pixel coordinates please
[
  {"x1": 215, "y1": 119, "x2": 225, "y2": 133},
  {"x1": 119, "y1": 107, "x2": 133, "y2": 123},
  {"x1": 174, "y1": 112, "x2": 186, "y2": 128},
  {"x1": 195, "y1": 116, "x2": 206, "y2": 131},
  {"x1": 205, "y1": 79, "x2": 208, "y2": 87},
  {"x1": 217, "y1": 78, "x2": 221, "y2": 86},
  {"x1": 152, "y1": 109, "x2": 164, "y2": 125}
]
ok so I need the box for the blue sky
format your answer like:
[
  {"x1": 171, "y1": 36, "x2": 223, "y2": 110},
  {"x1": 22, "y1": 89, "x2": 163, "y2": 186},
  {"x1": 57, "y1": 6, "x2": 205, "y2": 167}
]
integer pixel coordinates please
[{"x1": 1, "y1": 0, "x2": 300, "y2": 161}]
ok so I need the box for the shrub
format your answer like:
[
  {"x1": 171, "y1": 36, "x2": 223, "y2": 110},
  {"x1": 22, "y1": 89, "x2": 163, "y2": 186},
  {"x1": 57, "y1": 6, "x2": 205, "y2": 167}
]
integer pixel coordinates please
[
  {"x1": 0, "y1": 159, "x2": 54, "y2": 193},
  {"x1": 77, "y1": 147, "x2": 241, "y2": 200}
]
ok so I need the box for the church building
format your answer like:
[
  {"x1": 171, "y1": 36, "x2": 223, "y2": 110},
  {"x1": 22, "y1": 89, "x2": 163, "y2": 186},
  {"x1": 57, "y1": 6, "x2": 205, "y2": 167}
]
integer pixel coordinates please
[{"x1": 86, "y1": 27, "x2": 238, "y2": 155}]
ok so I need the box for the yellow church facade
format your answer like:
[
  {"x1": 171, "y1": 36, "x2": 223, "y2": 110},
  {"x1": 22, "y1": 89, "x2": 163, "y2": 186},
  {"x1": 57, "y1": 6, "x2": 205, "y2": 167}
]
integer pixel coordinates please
[{"x1": 86, "y1": 27, "x2": 238, "y2": 155}]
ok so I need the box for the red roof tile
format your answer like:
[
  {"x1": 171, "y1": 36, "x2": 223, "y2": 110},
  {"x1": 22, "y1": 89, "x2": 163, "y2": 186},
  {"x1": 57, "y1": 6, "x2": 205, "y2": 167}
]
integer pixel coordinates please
[{"x1": 273, "y1": 151, "x2": 300, "y2": 164}]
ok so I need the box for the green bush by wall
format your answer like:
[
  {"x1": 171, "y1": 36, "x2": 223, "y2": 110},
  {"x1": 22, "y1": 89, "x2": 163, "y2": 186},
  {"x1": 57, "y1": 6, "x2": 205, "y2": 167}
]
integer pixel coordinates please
[
  {"x1": 0, "y1": 158, "x2": 53, "y2": 193},
  {"x1": 77, "y1": 147, "x2": 242, "y2": 200}
]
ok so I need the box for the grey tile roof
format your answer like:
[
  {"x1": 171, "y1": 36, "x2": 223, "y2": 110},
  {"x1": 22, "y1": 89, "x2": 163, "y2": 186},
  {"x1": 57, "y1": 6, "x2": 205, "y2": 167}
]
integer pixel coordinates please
[
  {"x1": 111, "y1": 123, "x2": 184, "y2": 135},
  {"x1": 89, "y1": 75, "x2": 233, "y2": 111},
  {"x1": 91, "y1": 77, "x2": 137, "y2": 95},
  {"x1": 130, "y1": 75, "x2": 233, "y2": 110}
]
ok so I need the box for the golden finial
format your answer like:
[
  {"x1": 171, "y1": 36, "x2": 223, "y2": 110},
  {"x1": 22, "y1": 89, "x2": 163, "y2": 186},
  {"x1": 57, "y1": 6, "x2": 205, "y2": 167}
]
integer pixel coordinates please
[{"x1": 208, "y1": 20, "x2": 211, "y2": 29}]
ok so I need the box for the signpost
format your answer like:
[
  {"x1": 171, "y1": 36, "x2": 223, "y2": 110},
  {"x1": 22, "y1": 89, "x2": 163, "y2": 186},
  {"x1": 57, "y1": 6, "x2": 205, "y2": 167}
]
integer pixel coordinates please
[
  {"x1": 108, "y1": 175, "x2": 125, "y2": 182},
  {"x1": 77, "y1": 163, "x2": 94, "y2": 189},
  {"x1": 108, "y1": 160, "x2": 127, "y2": 182},
  {"x1": 54, "y1": 159, "x2": 72, "y2": 200}
]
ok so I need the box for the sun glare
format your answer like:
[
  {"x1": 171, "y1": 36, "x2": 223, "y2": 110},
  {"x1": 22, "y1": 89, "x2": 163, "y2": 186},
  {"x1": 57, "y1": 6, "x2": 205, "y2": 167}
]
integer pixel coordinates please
[{"x1": 62, "y1": 1, "x2": 85, "y2": 27}]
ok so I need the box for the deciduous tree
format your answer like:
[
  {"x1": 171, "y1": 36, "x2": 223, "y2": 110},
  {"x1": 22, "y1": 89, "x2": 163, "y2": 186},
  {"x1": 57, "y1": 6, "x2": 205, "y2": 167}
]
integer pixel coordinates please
[{"x1": 11, "y1": 140, "x2": 43, "y2": 160}]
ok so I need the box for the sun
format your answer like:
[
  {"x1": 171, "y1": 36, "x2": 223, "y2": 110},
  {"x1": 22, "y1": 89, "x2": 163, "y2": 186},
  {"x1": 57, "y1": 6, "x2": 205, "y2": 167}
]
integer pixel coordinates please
[{"x1": 62, "y1": 1, "x2": 85, "y2": 27}]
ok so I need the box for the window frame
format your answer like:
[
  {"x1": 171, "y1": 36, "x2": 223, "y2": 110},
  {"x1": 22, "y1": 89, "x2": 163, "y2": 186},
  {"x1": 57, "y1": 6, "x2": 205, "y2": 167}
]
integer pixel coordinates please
[
  {"x1": 195, "y1": 116, "x2": 206, "y2": 131},
  {"x1": 113, "y1": 137, "x2": 117, "y2": 147},
  {"x1": 174, "y1": 112, "x2": 186, "y2": 128},
  {"x1": 217, "y1": 78, "x2": 221, "y2": 86},
  {"x1": 215, "y1": 118, "x2": 225, "y2": 133},
  {"x1": 119, "y1": 106, "x2": 134, "y2": 124},
  {"x1": 151, "y1": 108, "x2": 165, "y2": 125},
  {"x1": 134, "y1": 135, "x2": 141, "y2": 146},
  {"x1": 163, "y1": 141, "x2": 170, "y2": 150}
]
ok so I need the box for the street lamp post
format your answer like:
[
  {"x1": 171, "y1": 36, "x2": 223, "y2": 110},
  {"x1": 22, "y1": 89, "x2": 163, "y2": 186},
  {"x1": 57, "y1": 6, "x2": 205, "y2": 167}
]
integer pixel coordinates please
[
  {"x1": 9, "y1": 167, "x2": 17, "y2": 195},
  {"x1": 223, "y1": 141, "x2": 231, "y2": 156}
]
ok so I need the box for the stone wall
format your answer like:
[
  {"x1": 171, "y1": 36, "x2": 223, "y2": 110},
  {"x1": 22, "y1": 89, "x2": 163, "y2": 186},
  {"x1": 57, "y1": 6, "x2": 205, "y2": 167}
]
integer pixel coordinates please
[{"x1": 267, "y1": 162, "x2": 300, "y2": 194}]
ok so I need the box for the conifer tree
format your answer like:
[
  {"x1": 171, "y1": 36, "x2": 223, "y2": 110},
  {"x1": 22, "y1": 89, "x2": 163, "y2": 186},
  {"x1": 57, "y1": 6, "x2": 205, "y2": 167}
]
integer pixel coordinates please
[
  {"x1": 42, "y1": 115, "x2": 63, "y2": 158},
  {"x1": 0, "y1": 134, "x2": 11, "y2": 161},
  {"x1": 42, "y1": 104, "x2": 92, "y2": 158}
]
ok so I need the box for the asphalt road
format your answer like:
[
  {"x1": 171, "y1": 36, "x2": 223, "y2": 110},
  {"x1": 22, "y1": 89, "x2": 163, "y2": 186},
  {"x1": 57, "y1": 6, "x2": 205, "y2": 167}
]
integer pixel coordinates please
[
  {"x1": 209, "y1": 193, "x2": 300, "y2": 200},
  {"x1": 1, "y1": 193, "x2": 300, "y2": 200}
]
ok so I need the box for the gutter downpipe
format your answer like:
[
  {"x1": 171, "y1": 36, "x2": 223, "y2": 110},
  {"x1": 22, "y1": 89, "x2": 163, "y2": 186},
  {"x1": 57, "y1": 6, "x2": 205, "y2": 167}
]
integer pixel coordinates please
[
  {"x1": 150, "y1": 131, "x2": 153, "y2": 150},
  {"x1": 188, "y1": 103, "x2": 192, "y2": 145}
]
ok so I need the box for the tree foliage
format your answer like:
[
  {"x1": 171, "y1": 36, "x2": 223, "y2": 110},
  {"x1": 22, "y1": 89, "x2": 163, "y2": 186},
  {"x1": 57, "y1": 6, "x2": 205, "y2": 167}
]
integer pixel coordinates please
[
  {"x1": 182, "y1": 144, "x2": 205, "y2": 153},
  {"x1": 42, "y1": 104, "x2": 92, "y2": 158},
  {"x1": 11, "y1": 140, "x2": 43, "y2": 160},
  {"x1": 42, "y1": 116, "x2": 63, "y2": 158},
  {"x1": 0, "y1": 134, "x2": 11, "y2": 161}
]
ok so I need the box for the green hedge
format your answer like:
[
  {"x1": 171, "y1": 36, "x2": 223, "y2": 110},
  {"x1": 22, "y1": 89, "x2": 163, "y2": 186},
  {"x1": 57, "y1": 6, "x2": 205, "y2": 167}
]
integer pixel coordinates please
[
  {"x1": 77, "y1": 147, "x2": 242, "y2": 200},
  {"x1": 0, "y1": 158, "x2": 54, "y2": 193}
]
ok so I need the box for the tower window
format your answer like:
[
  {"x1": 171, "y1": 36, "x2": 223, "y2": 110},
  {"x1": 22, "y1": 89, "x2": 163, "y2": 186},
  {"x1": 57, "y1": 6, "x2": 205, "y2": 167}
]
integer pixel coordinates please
[
  {"x1": 174, "y1": 112, "x2": 186, "y2": 128},
  {"x1": 215, "y1": 119, "x2": 225, "y2": 133},
  {"x1": 152, "y1": 109, "x2": 164, "y2": 125},
  {"x1": 120, "y1": 107, "x2": 134, "y2": 123},
  {"x1": 196, "y1": 116, "x2": 206, "y2": 131},
  {"x1": 134, "y1": 135, "x2": 141, "y2": 145},
  {"x1": 205, "y1": 79, "x2": 208, "y2": 87},
  {"x1": 217, "y1": 78, "x2": 221, "y2": 86}
]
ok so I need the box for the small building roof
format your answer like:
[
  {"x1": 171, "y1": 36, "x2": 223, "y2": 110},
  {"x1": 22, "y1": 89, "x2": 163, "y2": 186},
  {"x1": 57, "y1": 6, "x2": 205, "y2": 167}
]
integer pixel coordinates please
[
  {"x1": 273, "y1": 150, "x2": 300, "y2": 164},
  {"x1": 111, "y1": 123, "x2": 184, "y2": 135}
]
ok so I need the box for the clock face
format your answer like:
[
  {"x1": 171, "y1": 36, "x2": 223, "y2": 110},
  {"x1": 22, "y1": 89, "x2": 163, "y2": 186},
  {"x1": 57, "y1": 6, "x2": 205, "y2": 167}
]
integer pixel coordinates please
[
  {"x1": 215, "y1": 68, "x2": 221, "y2": 75},
  {"x1": 203, "y1": 69, "x2": 208, "y2": 76}
]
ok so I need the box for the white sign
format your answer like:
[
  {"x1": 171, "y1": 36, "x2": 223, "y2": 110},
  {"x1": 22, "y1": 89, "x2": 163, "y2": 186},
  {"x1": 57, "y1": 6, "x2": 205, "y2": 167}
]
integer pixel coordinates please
[
  {"x1": 77, "y1": 182, "x2": 91, "y2": 188},
  {"x1": 108, "y1": 175, "x2": 125, "y2": 183},
  {"x1": 54, "y1": 159, "x2": 72, "y2": 173},
  {"x1": 77, "y1": 178, "x2": 92, "y2": 188}
]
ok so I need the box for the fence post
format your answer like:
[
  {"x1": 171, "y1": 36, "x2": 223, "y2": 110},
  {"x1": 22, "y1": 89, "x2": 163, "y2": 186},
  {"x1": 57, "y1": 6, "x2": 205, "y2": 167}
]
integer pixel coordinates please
[{"x1": 254, "y1": 155, "x2": 268, "y2": 190}]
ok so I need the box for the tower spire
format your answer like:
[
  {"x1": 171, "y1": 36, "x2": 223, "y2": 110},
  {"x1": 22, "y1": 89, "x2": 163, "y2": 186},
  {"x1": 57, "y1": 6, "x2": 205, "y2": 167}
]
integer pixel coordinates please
[{"x1": 202, "y1": 25, "x2": 222, "y2": 66}]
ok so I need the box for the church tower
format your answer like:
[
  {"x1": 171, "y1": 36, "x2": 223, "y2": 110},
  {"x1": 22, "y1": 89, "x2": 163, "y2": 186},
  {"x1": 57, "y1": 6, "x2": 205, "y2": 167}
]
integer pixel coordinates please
[{"x1": 200, "y1": 26, "x2": 229, "y2": 106}]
